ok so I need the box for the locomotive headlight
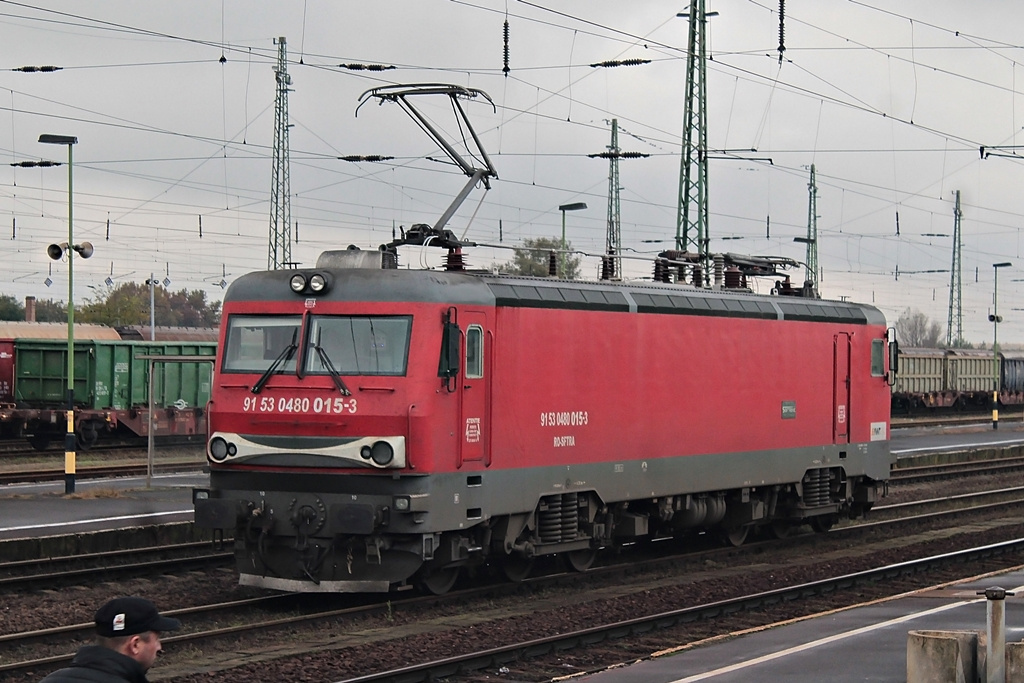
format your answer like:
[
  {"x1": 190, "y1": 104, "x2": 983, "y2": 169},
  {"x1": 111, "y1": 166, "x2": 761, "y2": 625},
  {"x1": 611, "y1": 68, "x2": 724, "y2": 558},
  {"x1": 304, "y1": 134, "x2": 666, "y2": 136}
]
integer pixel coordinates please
[
  {"x1": 393, "y1": 496, "x2": 410, "y2": 511},
  {"x1": 360, "y1": 445, "x2": 372, "y2": 460},
  {"x1": 370, "y1": 440, "x2": 394, "y2": 466},
  {"x1": 209, "y1": 436, "x2": 229, "y2": 461},
  {"x1": 289, "y1": 273, "x2": 307, "y2": 293},
  {"x1": 309, "y1": 273, "x2": 327, "y2": 292}
]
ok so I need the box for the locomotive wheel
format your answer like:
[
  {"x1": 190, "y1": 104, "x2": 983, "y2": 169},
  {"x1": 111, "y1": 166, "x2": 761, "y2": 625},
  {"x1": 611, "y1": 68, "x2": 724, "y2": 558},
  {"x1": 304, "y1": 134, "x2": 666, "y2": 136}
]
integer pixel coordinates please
[
  {"x1": 565, "y1": 548, "x2": 597, "y2": 573},
  {"x1": 417, "y1": 566, "x2": 460, "y2": 595},
  {"x1": 722, "y1": 525, "x2": 749, "y2": 547},
  {"x1": 500, "y1": 554, "x2": 534, "y2": 583},
  {"x1": 810, "y1": 515, "x2": 837, "y2": 533},
  {"x1": 770, "y1": 520, "x2": 794, "y2": 539}
]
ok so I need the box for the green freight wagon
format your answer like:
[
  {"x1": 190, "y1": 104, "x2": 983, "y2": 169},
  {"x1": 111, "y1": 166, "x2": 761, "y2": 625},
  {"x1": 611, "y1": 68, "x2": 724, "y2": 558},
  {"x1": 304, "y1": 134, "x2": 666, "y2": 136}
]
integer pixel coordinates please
[{"x1": 13, "y1": 339, "x2": 215, "y2": 449}]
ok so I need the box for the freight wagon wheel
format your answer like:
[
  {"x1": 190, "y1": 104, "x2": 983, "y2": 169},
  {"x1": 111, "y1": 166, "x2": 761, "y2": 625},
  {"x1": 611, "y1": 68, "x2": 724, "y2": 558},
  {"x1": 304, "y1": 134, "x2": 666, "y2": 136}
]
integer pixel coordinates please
[
  {"x1": 500, "y1": 554, "x2": 534, "y2": 583},
  {"x1": 27, "y1": 434, "x2": 51, "y2": 451},
  {"x1": 721, "y1": 525, "x2": 749, "y2": 547},
  {"x1": 77, "y1": 425, "x2": 99, "y2": 451},
  {"x1": 417, "y1": 566, "x2": 460, "y2": 595},
  {"x1": 565, "y1": 548, "x2": 597, "y2": 573}
]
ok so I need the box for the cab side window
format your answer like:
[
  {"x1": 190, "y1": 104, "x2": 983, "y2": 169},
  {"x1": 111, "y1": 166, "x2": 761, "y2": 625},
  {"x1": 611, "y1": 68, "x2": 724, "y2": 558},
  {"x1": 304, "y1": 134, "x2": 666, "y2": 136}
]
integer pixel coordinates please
[
  {"x1": 871, "y1": 339, "x2": 884, "y2": 377},
  {"x1": 466, "y1": 325, "x2": 483, "y2": 379}
]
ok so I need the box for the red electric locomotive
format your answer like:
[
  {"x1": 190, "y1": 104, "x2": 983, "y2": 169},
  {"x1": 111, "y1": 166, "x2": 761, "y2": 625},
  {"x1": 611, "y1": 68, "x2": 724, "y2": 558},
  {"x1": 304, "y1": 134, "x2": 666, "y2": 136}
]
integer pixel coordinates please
[{"x1": 194, "y1": 229, "x2": 895, "y2": 594}]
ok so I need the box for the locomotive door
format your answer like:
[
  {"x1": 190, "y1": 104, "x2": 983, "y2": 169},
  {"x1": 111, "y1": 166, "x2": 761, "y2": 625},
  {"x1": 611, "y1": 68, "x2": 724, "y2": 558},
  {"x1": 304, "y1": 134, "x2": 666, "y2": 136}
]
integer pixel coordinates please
[
  {"x1": 458, "y1": 312, "x2": 489, "y2": 466},
  {"x1": 833, "y1": 333, "x2": 851, "y2": 443}
]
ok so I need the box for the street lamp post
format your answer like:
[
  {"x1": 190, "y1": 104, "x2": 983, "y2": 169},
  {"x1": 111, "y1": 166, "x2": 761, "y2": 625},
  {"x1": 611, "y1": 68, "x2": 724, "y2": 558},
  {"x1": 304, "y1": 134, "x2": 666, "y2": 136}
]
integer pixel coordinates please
[
  {"x1": 991, "y1": 261, "x2": 1011, "y2": 430},
  {"x1": 558, "y1": 202, "x2": 587, "y2": 278},
  {"x1": 40, "y1": 133, "x2": 83, "y2": 494}
]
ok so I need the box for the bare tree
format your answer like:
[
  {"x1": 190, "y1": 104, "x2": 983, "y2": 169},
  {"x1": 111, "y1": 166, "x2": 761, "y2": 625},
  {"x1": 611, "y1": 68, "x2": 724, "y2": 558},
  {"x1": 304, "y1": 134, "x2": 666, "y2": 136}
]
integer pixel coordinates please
[{"x1": 895, "y1": 308, "x2": 944, "y2": 347}]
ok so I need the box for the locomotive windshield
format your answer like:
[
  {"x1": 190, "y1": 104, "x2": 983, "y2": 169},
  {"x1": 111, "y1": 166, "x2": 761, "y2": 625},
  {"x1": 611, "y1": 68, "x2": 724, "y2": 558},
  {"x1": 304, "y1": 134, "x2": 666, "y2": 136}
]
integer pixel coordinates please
[
  {"x1": 222, "y1": 315, "x2": 302, "y2": 373},
  {"x1": 304, "y1": 315, "x2": 411, "y2": 376}
]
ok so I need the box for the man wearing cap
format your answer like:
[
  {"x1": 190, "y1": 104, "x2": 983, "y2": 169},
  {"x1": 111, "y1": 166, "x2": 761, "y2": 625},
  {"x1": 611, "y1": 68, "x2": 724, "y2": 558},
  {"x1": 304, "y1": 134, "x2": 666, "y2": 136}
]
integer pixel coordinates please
[{"x1": 40, "y1": 597, "x2": 181, "y2": 683}]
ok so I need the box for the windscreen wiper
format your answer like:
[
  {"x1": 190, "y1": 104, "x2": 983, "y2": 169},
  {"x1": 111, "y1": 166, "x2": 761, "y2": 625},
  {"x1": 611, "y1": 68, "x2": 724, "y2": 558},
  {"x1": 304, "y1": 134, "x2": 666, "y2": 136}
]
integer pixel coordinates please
[
  {"x1": 251, "y1": 330, "x2": 298, "y2": 394},
  {"x1": 313, "y1": 329, "x2": 352, "y2": 396}
]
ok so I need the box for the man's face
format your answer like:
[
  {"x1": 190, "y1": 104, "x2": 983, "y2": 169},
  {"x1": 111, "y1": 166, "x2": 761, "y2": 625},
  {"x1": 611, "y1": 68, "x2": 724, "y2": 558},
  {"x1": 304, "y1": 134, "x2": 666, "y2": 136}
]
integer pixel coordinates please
[{"x1": 131, "y1": 632, "x2": 163, "y2": 671}]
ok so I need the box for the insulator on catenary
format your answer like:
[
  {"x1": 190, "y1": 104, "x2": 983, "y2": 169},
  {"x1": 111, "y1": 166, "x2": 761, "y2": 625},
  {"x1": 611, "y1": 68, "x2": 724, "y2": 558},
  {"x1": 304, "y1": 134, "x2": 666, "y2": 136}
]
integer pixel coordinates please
[
  {"x1": 778, "y1": 0, "x2": 786, "y2": 64},
  {"x1": 14, "y1": 65, "x2": 61, "y2": 72},
  {"x1": 589, "y1": 59, "x2": 651, "y2": 68},
  {"x1": 587, "y1": 151, "x2": 650, "y2": 159},
  {"x1": 338, "y1": 155, "x2": 394, "y2": 162},
  {"x1": 10, "y1": 160, "x2": 60, "y2": 167},
  {"x1": 503, "y1": 20, "x2": 510, "y2": 76},
  {"x1": 338, "y1": 63, "x2": 395, "y2": 71}
]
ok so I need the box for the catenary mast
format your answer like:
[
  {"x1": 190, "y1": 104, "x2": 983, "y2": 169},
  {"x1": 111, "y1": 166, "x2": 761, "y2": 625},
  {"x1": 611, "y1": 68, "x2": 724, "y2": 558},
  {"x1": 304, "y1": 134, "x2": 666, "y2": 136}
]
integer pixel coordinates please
[
  {"x1": 946, "y1": 190, "x2": 963, "y2": 347},
  {"x1": 676, "y1": 0, "x2": 713, "y2": 286},
  {"x1": 605, "y1": 119, "x2": 622, "y2": 280},
  {"x1": 268, "y1": 37, "x2": 292, "y2": 270}
]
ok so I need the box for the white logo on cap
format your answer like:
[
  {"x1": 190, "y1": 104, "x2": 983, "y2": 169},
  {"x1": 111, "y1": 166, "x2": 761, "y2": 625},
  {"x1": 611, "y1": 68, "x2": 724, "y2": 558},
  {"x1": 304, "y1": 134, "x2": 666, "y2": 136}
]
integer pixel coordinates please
[{"x1": 113, "y1": 613, "x2": 126, "y2": 632}]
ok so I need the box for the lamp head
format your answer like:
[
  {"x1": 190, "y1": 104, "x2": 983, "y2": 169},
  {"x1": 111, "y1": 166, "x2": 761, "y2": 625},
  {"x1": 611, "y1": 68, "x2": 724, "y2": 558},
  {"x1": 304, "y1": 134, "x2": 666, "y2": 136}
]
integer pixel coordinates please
[{"x1": 38, "y1": 134, "x2": 78, "y2": 146}]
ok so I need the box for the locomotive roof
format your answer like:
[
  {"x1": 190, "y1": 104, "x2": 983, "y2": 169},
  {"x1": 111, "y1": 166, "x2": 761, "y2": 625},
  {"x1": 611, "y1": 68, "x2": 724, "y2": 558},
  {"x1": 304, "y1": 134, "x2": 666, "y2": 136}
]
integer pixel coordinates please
[{"x1": 225, "y1": 267, "x2": 886, "y2": 326}]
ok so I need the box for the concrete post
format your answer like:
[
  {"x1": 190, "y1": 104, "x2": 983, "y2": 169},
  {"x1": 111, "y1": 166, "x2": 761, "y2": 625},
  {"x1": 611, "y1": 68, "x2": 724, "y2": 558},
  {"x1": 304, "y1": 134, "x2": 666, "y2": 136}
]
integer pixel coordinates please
[{"x1": 979, "y1": 586, "x2": 1014, "y2": 683}]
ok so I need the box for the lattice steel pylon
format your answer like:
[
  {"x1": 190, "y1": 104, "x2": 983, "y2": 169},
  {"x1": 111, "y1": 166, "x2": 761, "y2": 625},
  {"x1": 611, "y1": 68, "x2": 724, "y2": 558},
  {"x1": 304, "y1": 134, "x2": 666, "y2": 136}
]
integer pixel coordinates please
[
  {"x1": 268, "y1": 36, "x2": 292, "y2": 270},
  {"x1": 605, "y1": 119, "x2": 622, "y2": 280},
  {"x1": 676, "y1": 0, "x2": 712, "y2": 286},
  {"x1": 805, "y1": 164, "x2": 818, "y2": 288},
  {"x1": 946, "y1": 190, "x2": 963, "y2": 347}
]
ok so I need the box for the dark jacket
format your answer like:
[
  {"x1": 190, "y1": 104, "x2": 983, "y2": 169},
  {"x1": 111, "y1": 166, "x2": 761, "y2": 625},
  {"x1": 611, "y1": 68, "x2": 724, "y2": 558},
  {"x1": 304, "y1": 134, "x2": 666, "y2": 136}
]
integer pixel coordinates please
[{"x1": 39, "y1": 645, "x2": 149, "y2": 683}]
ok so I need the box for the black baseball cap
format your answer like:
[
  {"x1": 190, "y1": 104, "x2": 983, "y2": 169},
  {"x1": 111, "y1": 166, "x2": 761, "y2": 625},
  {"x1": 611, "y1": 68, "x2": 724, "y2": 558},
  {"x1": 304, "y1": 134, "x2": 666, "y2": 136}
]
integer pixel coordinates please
[{"x1": 94, "y1": 597, "x2": 181, "y2": 637}]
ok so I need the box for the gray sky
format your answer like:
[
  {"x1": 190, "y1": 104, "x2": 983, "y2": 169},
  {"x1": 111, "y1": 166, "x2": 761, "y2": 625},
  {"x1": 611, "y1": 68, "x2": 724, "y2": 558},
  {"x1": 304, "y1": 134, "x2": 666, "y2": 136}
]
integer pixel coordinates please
[{"x1": 2, "y1": 1, "x2": 1024, "y2": 344}]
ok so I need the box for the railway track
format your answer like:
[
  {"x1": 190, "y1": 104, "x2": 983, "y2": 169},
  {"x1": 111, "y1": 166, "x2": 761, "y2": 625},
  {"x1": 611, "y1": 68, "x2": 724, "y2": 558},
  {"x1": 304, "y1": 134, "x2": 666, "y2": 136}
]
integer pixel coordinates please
[
  {"x1": 348, "y1": 539, "x2": 1024, "y2": 683},
  {"x1": 891, "y1": 454, "x2": 1024, "y2": 484},
  {"x1": 0, "y1": 541, "x2": 232, "y2": 592},
  {"x1": 0, "y1": 436, "x2": 207, "y2": 457},
  {"x1": 0, "y1": 461, "x2": 205, "y2": 484},
  {"x1": 2, "y1": 488, "x2": 1023, "y2": 680}
]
